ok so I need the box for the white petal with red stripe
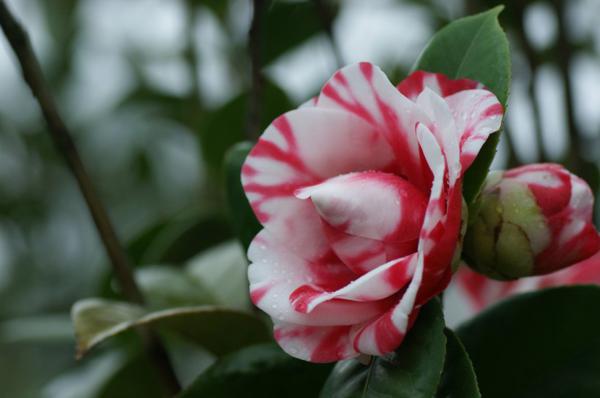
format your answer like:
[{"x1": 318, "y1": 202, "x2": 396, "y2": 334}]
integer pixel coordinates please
[
  {"x1": 296, "y1": 171, "x2": 427, "y2": 242},
  {"x1": 416, "y1": 88, "x2": 461, "y2": 184},
  {"x1": 397, "y1": 70, "x2": 482, "y2": 100},
  {"x1": 273, "y1": 322, "x2": 360, "y2": 363},
  {"x1": 353, "y1": 124, "x2": 448, "y2": 355},
  {"x1": 317, "y1": 62, "x2": 431, "y2": 189},
  {"x1": 445, "y1": 89, "x2": 503, "y2": 171},
  {"x1": 242, "y1": 108, "x2": 395, "y2": 260},
  {"x1": 289, "y1": 253, "x2": 416, "y2": 314},
  {"x1": 248, "y1": 229, "x2": 393, "y2": 327}
]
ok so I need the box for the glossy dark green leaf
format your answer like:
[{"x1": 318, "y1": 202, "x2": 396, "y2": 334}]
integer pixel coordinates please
[
  {"x1": 457, "y1": 286, "x2": 600, "y2": 398},
  {"x1": 436, "y1": 329, "x2": 481, "y2": 398},
  {"x1": 414, "y1": 6, "x2": 510, "y2": 205},
  {"x1": 72, "y1": 299, "x2": 269, "y2": 358},
  {"x1": 179, "y1": 343, "x2": 333, "y2": 398},
  {"x1": 319, "y1": 298, "x2": 446, "y2": 398},
  {"x1": 225, "y1": 142, "x2": 261, "y2": 252},
  {"x1": 199, "y1": 80, "x2": 292, "y2": 177}
]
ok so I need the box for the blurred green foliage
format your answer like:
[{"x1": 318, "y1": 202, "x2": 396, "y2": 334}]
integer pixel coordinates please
[{"x1": 0, "y1": 0, "x2": 599, "y2": 396}]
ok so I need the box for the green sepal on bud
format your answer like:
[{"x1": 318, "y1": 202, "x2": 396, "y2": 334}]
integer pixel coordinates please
[{"x1": 463, "y1": 171, "x2": 549, "y2": 280}]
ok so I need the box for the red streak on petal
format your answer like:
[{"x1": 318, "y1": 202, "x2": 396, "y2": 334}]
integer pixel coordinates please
[
  {"x1": 250, "y1": 285, "x2": 271, "y2": 305},
  {"x1": 334, "y1": 70, "x2": 348, "y2": 86},
  {"x1": 373, "y1": 91, "x2": 430, "y2": 190},
  {"x1": 397, "y1": 70, "x2": 426, "y2": 100},
  {"x1": 482, "y1": 102, "x2": 503, "y2": 117},
  {"x1": 438, "y1": 75, "x2": 480, "y2": 97},
  {"x1": 457, "y1": 269, "x2": 490, "y2": 312},
  {"x1": 244, "y1": 181, "x2": 301, "y2": 222},
  {"x1": 372, "y1": 311, "x2": 404, "y2": 354},
  {"x1": 397, "y1": 70, "x2": 480, "y2": 100},
  {"x1": 321, "y1": 84, "x2": 376, "y2": 124},
  {"x1": 384, "y1": 255, "x2": 414, "y2": 288},
  {"x1": 289, "y1": 285, "x2": 323, "y2": 313},
  {"x1": 310, "y1": 326, "x2": 353, "y2": 363},
  {"x1": 241, "y1": 163, "x2": 257, "y2": 177},
  {"x1": 359, "y1": 62, "x2": 374, "y2": 82}
]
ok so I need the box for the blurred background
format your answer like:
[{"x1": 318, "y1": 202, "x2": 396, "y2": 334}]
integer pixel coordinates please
[{"x1": 0, "y1": 0, "x2": 599, "y2": 396}]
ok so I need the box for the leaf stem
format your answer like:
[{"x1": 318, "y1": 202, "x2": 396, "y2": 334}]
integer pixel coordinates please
[{"x1": 0, "y1": 2, "x2": 180, "y2": 395}]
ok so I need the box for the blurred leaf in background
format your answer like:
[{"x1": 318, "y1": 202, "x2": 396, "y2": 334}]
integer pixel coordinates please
[{"x1": 1, "y1": 0, "x2": 600, "y2": 396}]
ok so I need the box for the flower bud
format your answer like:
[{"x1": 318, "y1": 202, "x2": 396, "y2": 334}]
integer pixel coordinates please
[{"x1": 464, "y1": 164, "x2": 600, "y2": 280}]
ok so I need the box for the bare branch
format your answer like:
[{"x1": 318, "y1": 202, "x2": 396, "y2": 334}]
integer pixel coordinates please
[{"x1": 0, "y1": 2, "x2": 180, "y2": 395}]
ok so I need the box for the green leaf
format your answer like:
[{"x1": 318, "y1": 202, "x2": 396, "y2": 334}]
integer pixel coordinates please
[
  {"x1": 128, "y1": 210, "x2": 232, "y2": 266},
  {"x1": 457, "y1": 286, "x2": 600, "y2": 398},
  {"x1": 71, "y1": 299, "x2": 269, "y2": 358},
  {"x1": 186, "y1": 241, "x2": 251, "y2": 309},
  {"x1": 179, "y1": 343, "x2": 333, "y2": 398},
  {"x1": 413, "y1": 6, "x2": 510, "y2": 205},
  {"x1": 136, "y1": 265, "x2": 216, "y2": 309},
  {"x1": 225, "y1": 142, "x2": 261, "y2": 252},
  {"x1": 137, "y1": 242, "x2": 250, "y2": 311},
  {"x1": 436, "y1": 329, "x2": 481, "y2": 398},
  {"x1": 319, "y1": 298, "x2": 446, "y2": 398}
]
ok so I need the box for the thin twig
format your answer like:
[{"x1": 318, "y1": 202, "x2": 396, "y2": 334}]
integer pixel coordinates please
[
  {"x1": 0, "y1": 2, "x2": 180, "y2": 395},
  {"x1": 313, "y1": 0, "x2": 343, "y2": 68},
  {"x1": 247, "y1": 0, "x2": 265, "y2": 141}
]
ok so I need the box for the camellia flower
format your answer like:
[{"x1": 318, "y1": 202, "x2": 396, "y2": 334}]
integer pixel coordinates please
[
  {"x1": 445, "y1": 251, "x2": 600, "y2": 324},
  {"x1": 241, "y1": 63, "x2": 503, "y2": 362},
  {"x1": 464, "y1": 163, "x2": 600, "y2": 280}
]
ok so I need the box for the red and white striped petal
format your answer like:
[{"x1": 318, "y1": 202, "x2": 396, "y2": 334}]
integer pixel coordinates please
[
  {"x1": 319, "y1": 222, "x2": 388, "y2": 274},
  {"x1": 534, "y1": 173, "x2": 600, "y2": 274},
  {"x1": 504, "y1": 163, "x2": 573, "y2": 217},
  {"x1": 317, "y1": 62, "x2": 431, "y2": 190},
  {"x1": 289, "y1": 253, "x2": 416, "y2": 314},
  {"x1": 353, "y1": 123, "x2": 452, "y2": 355},
  {"x1": 299, "y1": 96, "x2": 318, "y2": 108},
  {"x1": 248, "y1": 229, "x2": 394, "y2": 327},
  {"x1": 318, "y1": 221, "x2": 419, "y2": 275},
  {"x1": 501, "y1": 164, "x2": 600, "y2": 274},
  {"x1": 273, "y1": 322, "x2": 360, "y2": 363},
  {"x1": 397, "y1": 70, "x2": 482, "y2": 101},
  {"x1": 445, "y1": 89, "x2": 503, "y2": 171},
  {"x1": 416, "y1": 88, "x2": 461, "y2": 184},
  {"x1": 449, "y1": 251, "x2": 600, "y2": 325},
  {"x1": 296, "y1": 171, "x2": 427, "y2": 242},
  {"x1": 242, "y1": 108, "x2": 396, "y2": 260}
]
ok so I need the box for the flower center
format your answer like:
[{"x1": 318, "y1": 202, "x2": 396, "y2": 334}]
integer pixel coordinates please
[{"x1": 296, "y1": 171, "x2": 427, "y2": 274}]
